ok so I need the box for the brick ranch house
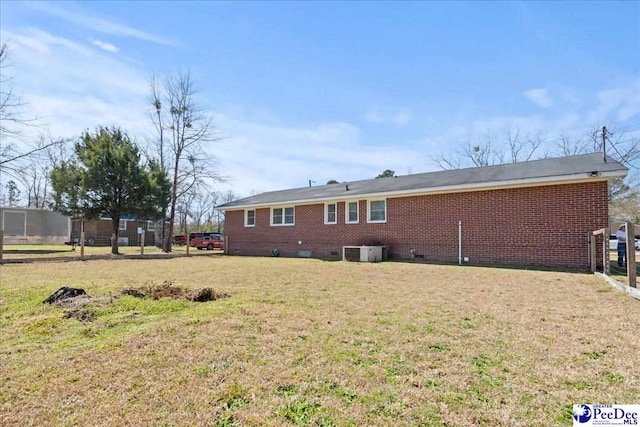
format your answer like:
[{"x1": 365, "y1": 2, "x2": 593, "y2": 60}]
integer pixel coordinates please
[{"x1": 217, "y1": 153, "x2": 627, "y2": 269}]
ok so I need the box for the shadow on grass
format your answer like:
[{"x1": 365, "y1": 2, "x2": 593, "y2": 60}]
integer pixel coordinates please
[
  {"x1": 3, "y1": 249, "x2": 75, "y2": 255},
  {"x1": 385, "y1": 258, "x2": 592, "y2": 274},
  {"x1": 608, "y1": 260, "x2": 640, "y2": 278}
]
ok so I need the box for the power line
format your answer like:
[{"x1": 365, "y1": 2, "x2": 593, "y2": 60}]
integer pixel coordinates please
[{"x1": 605, "y1": 134, "x2": 640, "y2": 170}]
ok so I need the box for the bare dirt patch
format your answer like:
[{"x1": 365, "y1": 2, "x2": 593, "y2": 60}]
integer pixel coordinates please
[
  {"x1": 41, "y1": 281, "x2": 227, "y2": 324},
  {"x1": 42, "y1": 288, "x2": 113, "y2": 322},
  {"x1": 122, "y1": 280, "x2": 229, "y2": 302}
]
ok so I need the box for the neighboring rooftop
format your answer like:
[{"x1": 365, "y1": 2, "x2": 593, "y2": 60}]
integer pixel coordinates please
[{"x1": 218, "y1": 153, "x2": 628, "y2": 209}]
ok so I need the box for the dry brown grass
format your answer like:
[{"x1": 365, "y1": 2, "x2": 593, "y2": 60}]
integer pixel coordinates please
[
  {"x1": 0, "y1": 244, "x2": 211, "y2": 260},
  {"x1": 1, "y1": 257, "x2": 638, "y2": 426}
]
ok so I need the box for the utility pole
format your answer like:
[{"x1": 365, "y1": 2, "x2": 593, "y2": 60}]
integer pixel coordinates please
[{"x1": 602, "y1": 126, "x2": 607, "y2": 162}]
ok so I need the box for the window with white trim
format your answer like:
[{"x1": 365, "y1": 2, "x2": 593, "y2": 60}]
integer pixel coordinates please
[
  {"x1": 325, "y1": 203, "x2": 337, "y2": 224},
  {"x1": 367, "y1": 199, "x2": 386, "y2": 223},
  {"x1": 346, "y1": 201, "x2": 359, "y2": 224},
  {"x1": 147, "y1": 220, "x2": 155, "y2": 232},
  {"x1": 245, "y1": 209, "x2": 256, "y2": 227},
  {"x1": 271, "y1": 206, "x2": 295, "y2": 226},
  {"x1": 119, "y1": 219, "x2": 127, "y2": 230}
]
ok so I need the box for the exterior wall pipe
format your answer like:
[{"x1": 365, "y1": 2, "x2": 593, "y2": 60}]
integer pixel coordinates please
[{"x1": 458, "y1": 220, "x2": 462, "y2": 265}]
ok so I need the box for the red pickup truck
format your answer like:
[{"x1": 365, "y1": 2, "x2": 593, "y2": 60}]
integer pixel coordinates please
[
  {"x1": 190, "y1": 234, "x2": 224, "y2": 250},
  {"x1": 173, "y1": 235, "x2": 187, "y2": 246}
]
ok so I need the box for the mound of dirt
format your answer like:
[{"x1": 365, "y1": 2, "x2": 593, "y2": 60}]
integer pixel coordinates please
[
  {"x1": 43, "y1": 287, "x2": 87, "y2": 304},
  {"x1": 43, "y1": 287, "x2": 111, "y2": 323},
  {"x1": 185, "y1": 288, "x2": 228, "y2": 302},
  {"x1": 121, "y1": 280, "x2": 228, "y2": 302}
]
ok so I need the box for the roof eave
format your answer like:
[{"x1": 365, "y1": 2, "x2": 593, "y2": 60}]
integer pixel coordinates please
[{"x1": 219, "y1": 169, "x2": 627, "y2": 211}]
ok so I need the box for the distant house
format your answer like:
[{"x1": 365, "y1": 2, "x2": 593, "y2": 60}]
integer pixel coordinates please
[
  {"x1": 70, "y1": 215, "x2": 158, "y2": 246},
  {"x1": 217, "y1": 153, "x2": 628, "y2": 269},
  {"x1": 0, "y1": 207, "x2": 71, "y2": 244}
]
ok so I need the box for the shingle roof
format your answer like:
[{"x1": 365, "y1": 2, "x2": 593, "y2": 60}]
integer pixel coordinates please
[{"x1": 218, "y1": 153, "x2": 628, "y2": 209}]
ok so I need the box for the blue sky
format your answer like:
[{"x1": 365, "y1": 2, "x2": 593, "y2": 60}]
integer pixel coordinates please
[{"x1": 1, "y1": 1, "x2": 638, "y2": 197}]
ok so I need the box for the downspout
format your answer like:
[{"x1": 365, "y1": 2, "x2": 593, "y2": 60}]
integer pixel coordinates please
[{"x1": 458, "y1": 220, "x2": 462, "y2": 265}]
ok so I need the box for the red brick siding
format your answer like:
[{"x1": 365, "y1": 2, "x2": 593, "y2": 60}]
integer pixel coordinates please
[{"x1": 225, "y1": 181, "x2": 609, "y2": 268}]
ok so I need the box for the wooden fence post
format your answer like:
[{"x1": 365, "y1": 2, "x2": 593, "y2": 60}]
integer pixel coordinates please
[
  {"x1": 589, "y1": 233, "x2": 596, "y2": 273},
  {"x1": 626, "y1": 222, "x2": 636, "y2": 288},
  {"x1": 80, "y1": 220, "x2": 85, "y2": 258},
  {"x1": 603, "y1": 230, "x2": 609, "y2": 276},
  {"x1": 592, "y1": 228, "x2": 607, "y2": 274}
]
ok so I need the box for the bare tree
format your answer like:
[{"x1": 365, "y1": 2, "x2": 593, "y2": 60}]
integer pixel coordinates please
[
  {"x1": 12, "y1": 137, "x2": 72, "y2": 208},
  {"x1": 430, "y1": 126, "x2": 638, "y2": 170},
  {"x1": 0, "y1": 44, "x2": 61, "y2": 183},
  {"x1": 593, "y1": 127, "x2": 640, "y2": 166},
  {"x1": 505, "y1": 128, "x2": 546, "y2": 163},
  {"x1": 0, "y1": 43, "x2": 30, "y2": 138},
  {"x1": 556, "y1": 134, "x2": 591, "y2": 157},
  {"x1": 431, "y1": 130, "x2": 523, "y2": 169},
  {"x1": 190, "y1": 191, "x2": 214, "y2": 229},
  {"x1": 149, "y1": 71, "x2": 223, "y2": 251},
  {"x1": 610, "y1": 182, "x2": 640, "y2": 223},
  {"x1": 175, "y1": 187, "x2": 197, "y2": 234},
  {"x1": 214, "y1": 190, "x2": 238, "y2": 233},
  {"x1": 430, "y1": 125, "x2": 640, "y2": 217}
]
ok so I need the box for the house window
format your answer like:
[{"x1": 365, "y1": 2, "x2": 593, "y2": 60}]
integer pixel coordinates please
[
  {"x1": 147, "y1": 220, "x2": 155, "y2": 232},
  {"x1": 245, "y1": 209, "x2": 256, "y2": 227},
  {"x1": 119, "y1": 219, "x2": 127, "y2": 230},
  {"x1": 325, "y1": 203, "x2": 337, "y2": 224},
  {"x1": 367, "y1": 199, "x2": 386, "y2": 223},
  {"x1": 271, "y1": 206, "x2": 295, "y2": 226},
  {"x1": 346, "y1": 201, "x2": 359, "y2": 224}
]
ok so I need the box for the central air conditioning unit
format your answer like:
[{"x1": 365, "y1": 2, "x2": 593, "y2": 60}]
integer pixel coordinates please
[{"x1": 342, "y1": 245, "x2": 384, "y2": 262}]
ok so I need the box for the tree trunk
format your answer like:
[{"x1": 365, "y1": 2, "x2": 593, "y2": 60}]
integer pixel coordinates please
[
  {"x1": 111, "y1": 218, "x2": 120, "y2": 255},
  {"x1": 164, "y1": 166, "x2": 179, "y2": 252},
  {"x1": 165, "y1": 200, "x2": 176, "y2": 252}
]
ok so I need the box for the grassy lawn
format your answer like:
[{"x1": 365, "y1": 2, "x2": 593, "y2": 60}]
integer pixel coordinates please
[
  {"x1": 1, "y1": 257, "x2": 638, "y2": 426},
  {"x1": 0, "y1": 244, "x2": 215, "y2": 260}
]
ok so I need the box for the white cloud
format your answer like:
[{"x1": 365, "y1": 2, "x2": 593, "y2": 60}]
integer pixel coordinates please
[
  {"x1": 3, "y1": 28, "x2": 93, "y2": 56},
  {"x1": 594, "y1": 80, "x2": 640, "y2": 122},
  {"x1": 212, "y1": 114, "x2": 425, "y2": 197},
  {"x1": 0, "y1": 27, "x2": 152, "y2": 144},
  {"x1": 523, "y1": 88, "x2": 554, "y2": 108},
  {"x1": 25, "y1": 94, "x2": 149, "y2": 141},
  {"x1": 363, "y1": 107, "x2": 412, "y2": 125},
  {"x1": 92, "y1": 40, "x2": 119, "y2": 53},
  {"x1": 3, "y1": 28, "x2": 149, "y2": 98},
  {"x1": 27, "y1": 2, "x2": 175, "y2": 46},
  {"x1": 3, "y1": 21, "x2": 637, "y2": 200},
  {"x1": 2, "y1": 25, "x2": 424, "y2": 197}
]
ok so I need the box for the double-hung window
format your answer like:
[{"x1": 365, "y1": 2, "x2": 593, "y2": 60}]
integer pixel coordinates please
[
  {"x1": 245, "y1": 209, "x2": 256, "y2": 227},
  {"x1": 346, "y1": 201, "x2": 359, "y2": 224},
  {"x1": 119, "y1": 219, "x2": 127, "y2": 230},
  {"x1": 271, "y1": 206, "x2": 295, "y2": 226},
  {"x1": 325, "y1": 203, "x2": 337, "y2": 224},
  {"x1": 367, "y1": 199, "x2": 386, "y2": 223},
  {"x1": 147, "y1": 220, "x2": 155, "y2": 231}
]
